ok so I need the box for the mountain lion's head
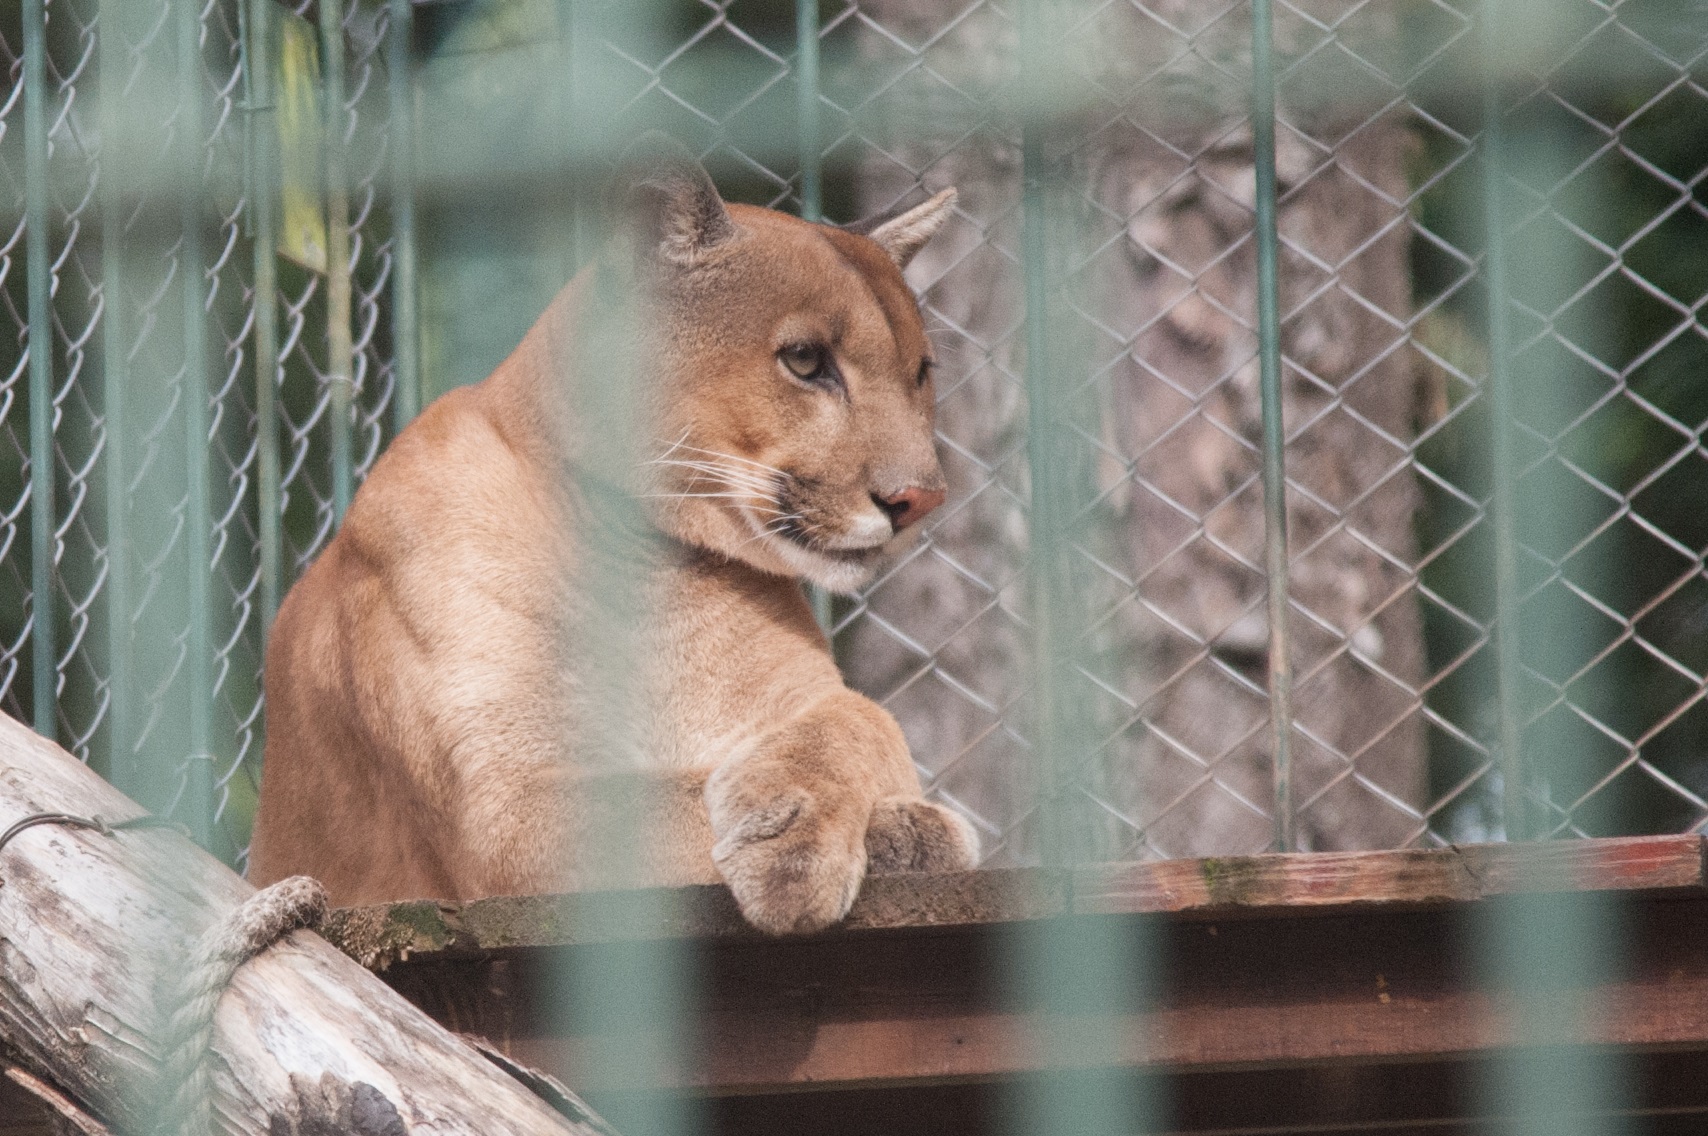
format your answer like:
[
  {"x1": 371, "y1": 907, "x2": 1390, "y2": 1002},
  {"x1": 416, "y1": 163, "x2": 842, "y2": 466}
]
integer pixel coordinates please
[{"x1": 609, "y1": 140, "x2": 956, "y2": 595}]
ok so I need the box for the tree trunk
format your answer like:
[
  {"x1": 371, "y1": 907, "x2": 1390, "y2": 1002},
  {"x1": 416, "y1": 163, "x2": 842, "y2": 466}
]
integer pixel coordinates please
[
  {"x1": 845, "y1": 0, "x2": 1428, "y2": 859},
  {"x1": 0, "y1": 712, "x2": 600, "y2": 1136}
]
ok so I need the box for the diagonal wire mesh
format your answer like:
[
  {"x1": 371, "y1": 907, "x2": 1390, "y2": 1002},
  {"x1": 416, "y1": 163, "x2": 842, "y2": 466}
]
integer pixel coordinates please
[{"x1": 1, "y1": 0, "x2": 1706, "y2": 868}]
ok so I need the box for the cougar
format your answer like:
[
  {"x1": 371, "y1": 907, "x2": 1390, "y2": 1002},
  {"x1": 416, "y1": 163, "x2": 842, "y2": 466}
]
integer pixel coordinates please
[{"x1": 249, "y1": 139, "x2": 978, "y2": 934}]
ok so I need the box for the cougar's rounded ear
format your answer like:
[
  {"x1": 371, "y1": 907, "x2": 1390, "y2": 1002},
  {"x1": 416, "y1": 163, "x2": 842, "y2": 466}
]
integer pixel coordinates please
[
  {"x1": 607, "y1": 132, "x2": 737, "y2": 268},
  {"x1": 845, "y1": 188, "x2": 957, "y2": 270}
]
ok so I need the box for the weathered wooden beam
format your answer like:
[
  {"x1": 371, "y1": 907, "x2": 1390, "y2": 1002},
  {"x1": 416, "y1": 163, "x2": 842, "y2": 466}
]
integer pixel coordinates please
[
  {"x1": 325, "y1": 832, "x2": 1708, "y2": 958},
  {"x1": 707, "y1": 1052, "x2": 1708, "y2": 1136},
  {"x1": 0, "y1": 712, "x2": 602, "y2": 1135},
  {"x1": 326, "y1": 835, "x2": 1708, "y2": 1102}
]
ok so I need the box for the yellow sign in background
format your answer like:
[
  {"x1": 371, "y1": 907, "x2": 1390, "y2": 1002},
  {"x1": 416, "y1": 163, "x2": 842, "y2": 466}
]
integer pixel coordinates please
[{"x1": 276, "y1": 8, "x2": 327, "y2": 274}]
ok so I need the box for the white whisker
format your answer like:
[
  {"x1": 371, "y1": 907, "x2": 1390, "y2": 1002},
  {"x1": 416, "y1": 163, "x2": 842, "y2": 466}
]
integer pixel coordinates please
[
  {"x1": 645, "y1": 439, "x2": 794, "y2": 538},
  {"x1": 657, "y1": 442, "x2": 790, "y2": 480},
  {"x1": 642, "y1": 491, "x2": 770, "y2": 501},
  {"x1": 642, "y1": 492, "x2": 788, "y2": 516},
  {"x1": 646, "y1": 466, "x2": 775, "y2": 500},
  {"x1": 651, "y1": 461, "x2": 772, "y2": 483},
  {"x1": 646, "y1": 457, "x2": 776, "y2": 485},
  {"x1": 738, "y1": 514, "x2": 802, "y2": 550}
]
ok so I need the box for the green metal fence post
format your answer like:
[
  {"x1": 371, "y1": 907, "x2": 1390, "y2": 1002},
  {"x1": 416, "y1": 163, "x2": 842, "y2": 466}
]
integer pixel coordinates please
[
  {"x1": 23, "y1": 0, "x2": 58, "y2": 741},
  {"x1": 558, "y1": 0, "x2": 587, "y2": 270},
  {"x1": 1011, "y1": 3, "x2": 1151, "y2": 1133},
  {"x1": 796, "y1": 0, "x2": 834, "y2": 637},
  {"x1": 795, "y1": 0, "x2": 821, "y2": 224},
  {"x1": 547, "y1": 13, "x2": 700, "y2": 1136},
  {"x1": 1481, "y1": 0, "x2": 1525, "y2": 844},
  {"x1": 99, "y1": 0, "x2": 132, "y2": 783},
  {"x1": 319, "y1": 0, "x2": 355, "y2": 522},
  {"x1": 177, "y1": 0, "x2": 214, "y2": 847},
  {"x1": 1474, "y1": 4, "x2": 1633, "y2": 1132},
  {"x1": 1250, "y1": 0, "x2": 1295, "y2": 854},
  {"x1": 388, "y1": 0, "x2": 422, "y2": 431},
  {"x1": 245, "y1": 0, "x2": 284, "y2": 635},
  {"x1": 1020, "y1": 45, "x2": 1069, "y2": 884}
]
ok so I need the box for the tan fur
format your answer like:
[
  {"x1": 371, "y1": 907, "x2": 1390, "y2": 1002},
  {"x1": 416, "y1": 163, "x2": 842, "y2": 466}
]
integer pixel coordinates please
[{"x1": 247, "y1": 161, "x2": 976, "y2": 933}]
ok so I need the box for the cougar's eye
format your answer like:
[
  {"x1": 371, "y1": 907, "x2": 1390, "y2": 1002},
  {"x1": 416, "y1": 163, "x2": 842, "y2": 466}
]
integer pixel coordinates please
[
  {"x1": 916, "y1": 359, "x2": 934, "y2": 388},
  {"x1": 778, "y1": 342, "x2": 840, "y2": 391}
]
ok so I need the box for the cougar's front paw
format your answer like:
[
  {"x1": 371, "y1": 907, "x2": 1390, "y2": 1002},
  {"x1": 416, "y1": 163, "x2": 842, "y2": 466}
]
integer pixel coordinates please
[
  {"x1": 864, "y1": 797, "x2": 980, "y2": 874},
  {"x1": 709, "y1": 786, "x2": 868, "y2": 935}
]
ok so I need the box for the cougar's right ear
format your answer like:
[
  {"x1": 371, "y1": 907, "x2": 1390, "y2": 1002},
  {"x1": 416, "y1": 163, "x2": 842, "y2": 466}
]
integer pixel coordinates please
[
  {"x1": 608, "y1": 133, "x2": 737, "y2": 268},
  {"x1": 845, "y1": 188, "x2": 957, "y2": 270}
]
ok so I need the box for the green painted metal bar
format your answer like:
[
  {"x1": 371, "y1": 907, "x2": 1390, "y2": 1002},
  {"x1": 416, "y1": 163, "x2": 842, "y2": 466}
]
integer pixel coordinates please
[
  {"x1": 796, "y1": 0, "x2": 833, "y2": 638},
  {"x1": 1011, "y1": 3, "x2": 1151, "y2": 1133},
  {"x1": 1480, "y1": 0, "x2": 1524, "y2": 844},
  {"x1": 1019, "y1": 84, "x2": 1069, "y2": 881},
  {"x1": 319, "y1": 0, "x2": 355, "y2": 522},
  {"x1": 99, "y1": 0, "x2": 132, "y2": 788},
  {"x1": 543, "y1": 12, "x2": 700, "y2": 1133},
  {"x1": 559, "y1": 0, "x2": 589, "y2": 271},
  {"x1": 245, "y1": 0, "x2": 284, "y2": 635},
  {"x1": 178, "y1": 0, "x2": 214, "y2": 846},
  {"x1": 22, "y1": 0, "x2": 58, "y2": 741},
  {"x1": 557, "y1": 145, "x2": 701, "y2": 1136},
  {"x1": 795, "y1": 0, "x2": 821, "y2": 224},
  {"x1": 1473, "y1": 5, "x2": 1631, "y2": 1132},
  {"x1": 1474, "y1": 199, "x2": 1629, "y2": 1136},
  {"x1": 1250, "y1": 0, "x2": 1294, "y2": 854},
  {"x1": 388, "y1": 0, "x2": 422, "y2": 431}
]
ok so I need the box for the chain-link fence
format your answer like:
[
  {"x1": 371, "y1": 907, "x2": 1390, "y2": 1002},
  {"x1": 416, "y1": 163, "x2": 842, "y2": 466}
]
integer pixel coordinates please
[
  {"x1": 3, "y1": 0, "x2": 1707, "y2": 870},
  {"x1": 1, "y1": 0, "x2": 402, "y2": 862}
]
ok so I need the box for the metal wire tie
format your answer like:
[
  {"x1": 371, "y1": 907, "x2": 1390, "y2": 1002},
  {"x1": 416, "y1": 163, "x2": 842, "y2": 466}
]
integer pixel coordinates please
[{"x1": 0, "y1": 812, "x2": 190, "y2": 886}]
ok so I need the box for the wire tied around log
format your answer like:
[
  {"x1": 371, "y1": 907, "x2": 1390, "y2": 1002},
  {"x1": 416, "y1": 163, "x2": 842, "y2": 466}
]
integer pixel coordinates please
[
  {"x1": 155, "y1": 875, "x2": 329, "y2": 1136},
  {"x1": 0, "y1": 811, "x2": 187, "y2": 883}
]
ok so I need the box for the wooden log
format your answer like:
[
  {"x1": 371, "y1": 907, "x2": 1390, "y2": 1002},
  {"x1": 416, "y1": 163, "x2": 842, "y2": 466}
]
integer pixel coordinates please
[{"x1": 0, "y1": 712, "x2": 600, "y2": 1135}]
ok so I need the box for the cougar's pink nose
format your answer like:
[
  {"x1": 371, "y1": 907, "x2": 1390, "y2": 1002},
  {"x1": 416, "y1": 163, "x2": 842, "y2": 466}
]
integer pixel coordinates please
[{"x1": 874, "y1": 486, "x2": 946, "y2": 531}]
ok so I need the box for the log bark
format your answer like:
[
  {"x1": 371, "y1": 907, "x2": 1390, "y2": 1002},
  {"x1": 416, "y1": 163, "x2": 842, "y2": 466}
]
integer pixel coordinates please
[{"x1": 0, "y1": 712, "x2": 600, "y2": 1136}]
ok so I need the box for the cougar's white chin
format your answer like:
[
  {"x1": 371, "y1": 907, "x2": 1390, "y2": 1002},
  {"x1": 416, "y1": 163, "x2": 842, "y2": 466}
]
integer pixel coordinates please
[{"x1": 739, "y1": 508, "x2": 894, "y2": 595}]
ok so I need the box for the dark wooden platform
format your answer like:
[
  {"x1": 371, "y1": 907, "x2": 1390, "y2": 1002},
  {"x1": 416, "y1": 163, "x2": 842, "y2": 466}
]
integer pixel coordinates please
[{"x1": 319, "y1": 835, "x2": 1708, "y2": 1135}]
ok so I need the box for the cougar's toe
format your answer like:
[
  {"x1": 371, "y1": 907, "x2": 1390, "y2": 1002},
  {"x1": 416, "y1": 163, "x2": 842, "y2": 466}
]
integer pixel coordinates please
[
  {"x1": 712, "y1": 793, "x2": 867, "y2": 935},
  {"x1": 864, "y1": 797, "x2": 980, "y2": 875}
]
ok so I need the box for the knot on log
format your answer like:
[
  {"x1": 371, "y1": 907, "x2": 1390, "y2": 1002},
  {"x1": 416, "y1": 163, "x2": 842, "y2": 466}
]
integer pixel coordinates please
[
  {"x1": 267, "y1": 1073, "x2": 407, "y2": 1136},
  {"x1": 158, "y1": 876, "x2": 329, "y2": 1136}
]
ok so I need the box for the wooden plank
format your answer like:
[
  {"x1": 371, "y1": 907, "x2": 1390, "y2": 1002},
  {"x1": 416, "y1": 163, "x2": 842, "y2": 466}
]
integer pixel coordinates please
[
  {"x1": 329, "y1": 834, "x2": 1708, "y2": 1110},
  {"x1": 701, "y1": 1053, "x2": 1708, "y2": 1136},
  {"x1": 372, "y1": 891, "x2": 1708, "y2": 1097},
  {"x1": 323, "y1": 835, "x2": 1708, "y2": 966},
  {"x1": 1076, "y1": 835, "x2": 1708, "y2": 915}
]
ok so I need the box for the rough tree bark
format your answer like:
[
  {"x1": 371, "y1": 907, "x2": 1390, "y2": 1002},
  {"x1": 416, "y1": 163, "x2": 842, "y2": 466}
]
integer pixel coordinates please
[
  {"x1": 845, "y1": 0, "x2": 1428, "y2": 859},
  {"x1": 0, "y1": 712, "x2": 600, "y2": 1136}
]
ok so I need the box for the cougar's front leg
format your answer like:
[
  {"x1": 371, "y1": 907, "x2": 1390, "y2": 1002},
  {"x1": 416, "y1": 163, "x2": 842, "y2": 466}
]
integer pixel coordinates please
[
  {"x1": 452, "y1": 758, "x2": 720, "y2": 899},
  {"x1": 705, "y1": 689, "x2": 977, "y2": 934},
  {"x1": 449, "y1": 750, "x2": 579, "y2": 899}
]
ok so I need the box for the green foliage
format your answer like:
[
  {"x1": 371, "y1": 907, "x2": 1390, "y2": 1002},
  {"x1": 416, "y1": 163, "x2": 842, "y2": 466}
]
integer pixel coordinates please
[{"x1": 1410, "y1": 0, "x2": 1708, "y2": 836}]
